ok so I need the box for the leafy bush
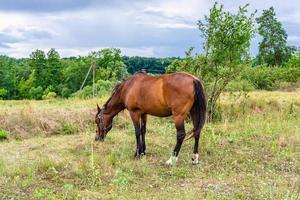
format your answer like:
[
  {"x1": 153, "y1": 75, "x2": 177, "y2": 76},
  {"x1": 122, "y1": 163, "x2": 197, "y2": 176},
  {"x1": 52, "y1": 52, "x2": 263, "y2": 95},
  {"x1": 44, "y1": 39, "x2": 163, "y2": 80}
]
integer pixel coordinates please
[
  {"x1": 242, "y1": 65, "x2": 300, "y2": 90},
  {"x1": 61, "y1": 87, "x2": 72, "y2": 98},
  {"x1": 71, "y1": 86, "x2": 93, "y2": 99},
  {"x1": 95, "y1": 80, "x2": 115, "y2": 95},
  {"x1": 0, "y1": 129, "x2": 8, "y2": 141},
  {"x1": 43, "y1": 85, "x2": 55, "y2": 96},
  {"x1": 42, "y1": 92, "x2": 57, "y2": 100},
  {"x1": 0, "y1": 88, "x2": 8, "y2": 99},
  {"x1": 29, "y1": 86, "x2": 44, "y2": 100},
  {"x1": 286, "y1": 51, "x2": 300, "y2": 68},
  {"x1": 225, "y1": 79, "x2": 255, "y2": 92},
  {"x1": 72, "y1": 80, "x2": 116, "y2": 98}
]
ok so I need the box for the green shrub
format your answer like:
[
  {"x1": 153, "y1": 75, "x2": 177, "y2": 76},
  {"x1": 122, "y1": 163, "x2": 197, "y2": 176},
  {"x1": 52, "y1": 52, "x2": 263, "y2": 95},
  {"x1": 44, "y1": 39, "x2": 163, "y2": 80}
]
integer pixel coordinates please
[
  {"x1": 0, "y1": 130, "x2": 8, "y2": 141},
  {"x1": 43, "y1": 85, "x2": 55, "y2": 96},
  {"x1": 286, "y1": 51, "x2": 300, "y2": 68},
  {"x1": 242, "y1": 66, "x2": 276, "y2": 90},
  {"x1": 29, "y1": 86, "x2": 43, "y2": 100},
  {"x1": 71, "y1": 86, "x2": 93, "y2": 99},
  {"x1": 243, "y1": 65, "x2": 300, "y2": 90},
  {"x1": 42, "y1": 92, "x2": 57, "y2": 100},
  {"x1": 225, "y1": 79, "x2": 255, "y2": 92},
  {"x1": 0, "y1": 88, "x2": 8, "y2": 99},
  {"x1": 95, "y1": 80, "x2": 115, "y2": 95},
  {"x1": 72, "y1": 80, "x2": 116, "y2": 98},
  {"x1": 61, "y1": 87, "x2": 72, "y2": 98}
]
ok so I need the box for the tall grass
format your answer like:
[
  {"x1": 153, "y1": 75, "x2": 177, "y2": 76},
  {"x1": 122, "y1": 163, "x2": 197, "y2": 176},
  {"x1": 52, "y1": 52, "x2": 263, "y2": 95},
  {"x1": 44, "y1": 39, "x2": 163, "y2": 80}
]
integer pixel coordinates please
[{"x1": 0, "y1": 90, "x2": 299, "y2": 199}]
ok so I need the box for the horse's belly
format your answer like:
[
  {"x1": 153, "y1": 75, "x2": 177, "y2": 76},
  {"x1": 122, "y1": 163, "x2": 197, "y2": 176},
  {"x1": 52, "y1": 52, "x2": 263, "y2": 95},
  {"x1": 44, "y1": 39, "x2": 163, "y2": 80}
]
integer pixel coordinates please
[{"x1": 144, "y1": 106, "x2": 172, "y2": 117}]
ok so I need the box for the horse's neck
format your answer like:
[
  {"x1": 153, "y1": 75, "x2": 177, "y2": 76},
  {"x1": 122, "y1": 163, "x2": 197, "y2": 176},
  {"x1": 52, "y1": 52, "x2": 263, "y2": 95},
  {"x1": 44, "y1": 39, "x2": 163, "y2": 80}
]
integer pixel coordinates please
[{"x1": 105, "y1": 94, "x2": 125, "y2": 118}]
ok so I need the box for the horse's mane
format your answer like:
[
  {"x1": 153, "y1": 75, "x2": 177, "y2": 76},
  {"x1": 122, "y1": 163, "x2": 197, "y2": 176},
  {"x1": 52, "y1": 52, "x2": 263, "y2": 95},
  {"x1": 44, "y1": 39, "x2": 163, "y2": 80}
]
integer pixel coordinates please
[
  {"x1": 102, "y1": 82, "x2": 123, "y2": 109},
  {"x1": 102, "y1": 72, "x2": 146, "y2": 110}
]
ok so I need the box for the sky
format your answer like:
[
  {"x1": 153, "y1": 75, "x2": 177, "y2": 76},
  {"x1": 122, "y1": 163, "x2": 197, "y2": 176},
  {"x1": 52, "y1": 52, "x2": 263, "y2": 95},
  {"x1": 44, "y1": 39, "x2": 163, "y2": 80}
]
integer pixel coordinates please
[{"x1": 0, "y1": 0, "x2": 299, "y2": 58}]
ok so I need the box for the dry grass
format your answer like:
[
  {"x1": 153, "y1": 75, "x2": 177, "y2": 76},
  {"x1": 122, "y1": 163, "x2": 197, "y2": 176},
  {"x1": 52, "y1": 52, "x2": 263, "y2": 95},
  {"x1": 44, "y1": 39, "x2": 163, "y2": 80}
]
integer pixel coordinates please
[{"x1": 0, "y1": 91, "x2": 299, "y2": 199}]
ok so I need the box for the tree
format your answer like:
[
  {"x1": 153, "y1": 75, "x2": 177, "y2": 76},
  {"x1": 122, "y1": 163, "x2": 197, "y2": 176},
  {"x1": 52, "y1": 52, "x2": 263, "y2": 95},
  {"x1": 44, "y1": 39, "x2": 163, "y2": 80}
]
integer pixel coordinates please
[
  {"x1": 0, "y1": 56, "x2": 18, "y2": 99},
  {"x1": 46, "y1": 48, "x2": 62, "y2": 90},
  {"x1": 29, "y1": 50, "x2": 47, "y2": 88},
  {"x1": 167, "y1": 3, "x2": 255, "y2": 121},
  {"x1": 123, "y1": 56, "x2": 174, "y2": 74},
  {"x1": 91, "y1": 48, "x2": 128, "y2": 81},
  {"x1": 61, "y1": 56, "x2": 91, "y2": 93},
  {"x1": 256, "y1": 7, "x2": 295, "y2": 66},
  {"x1": 286, "y1": 51, "x2": 300, "y2": 68},
  {"x1": 18, "y1": 70, "x2": 36, "y2": 98}
]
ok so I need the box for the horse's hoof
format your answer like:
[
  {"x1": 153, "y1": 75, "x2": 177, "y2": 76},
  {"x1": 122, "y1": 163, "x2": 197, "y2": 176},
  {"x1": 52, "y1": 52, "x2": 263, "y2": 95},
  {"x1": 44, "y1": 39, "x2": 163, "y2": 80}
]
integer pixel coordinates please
[
  {"x1": 165, "y1": 159, "x2": 173, "y2": 165},
  {"x1": 165, "y1": 156, "x2": 178, "y2": 166},
  {"x1": 191, "y1": 158, "x2": 199, "y2": 165},
  {"x1": 134, "y1": 152, "x2": 145, "y2": 159},
  {"x1": 191, "y1": 154, "x2": 199, "y2": 165}
]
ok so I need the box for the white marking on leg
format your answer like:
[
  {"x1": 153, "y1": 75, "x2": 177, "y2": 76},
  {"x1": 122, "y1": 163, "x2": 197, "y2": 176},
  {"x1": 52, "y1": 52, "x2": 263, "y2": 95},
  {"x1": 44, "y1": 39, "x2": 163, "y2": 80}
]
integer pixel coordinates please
[
  {"x1": 192, "y1": 153, "x2": 199, "y2": 165},
  {"x1": 166, "y1": 156, "x2": 178, "y2": 165}
]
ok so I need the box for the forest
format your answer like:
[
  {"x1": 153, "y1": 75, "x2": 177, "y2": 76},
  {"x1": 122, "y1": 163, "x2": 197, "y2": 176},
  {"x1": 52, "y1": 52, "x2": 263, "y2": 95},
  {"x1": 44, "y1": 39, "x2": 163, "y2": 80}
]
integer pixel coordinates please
[{"x1": 0, "y1": 5, "x2": 299, "y2": 103}]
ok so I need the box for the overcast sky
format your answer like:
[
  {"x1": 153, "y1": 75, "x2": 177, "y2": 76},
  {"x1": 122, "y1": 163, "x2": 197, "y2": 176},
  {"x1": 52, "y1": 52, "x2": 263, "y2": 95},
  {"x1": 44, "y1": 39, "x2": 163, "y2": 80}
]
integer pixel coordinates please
[{"x1": 0, "y1": 0, "x2": 299, "y2": 58}]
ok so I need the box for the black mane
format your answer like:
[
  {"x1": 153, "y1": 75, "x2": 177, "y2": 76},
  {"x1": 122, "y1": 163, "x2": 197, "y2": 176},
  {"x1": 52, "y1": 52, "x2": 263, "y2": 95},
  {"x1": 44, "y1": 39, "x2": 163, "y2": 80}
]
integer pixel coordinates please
[
  {"x1": 102, "y1": 72, "x2": 146, "y2": 110},
  {"x1": 102, "y1": 82, "x2": 123, "y2": 110}
]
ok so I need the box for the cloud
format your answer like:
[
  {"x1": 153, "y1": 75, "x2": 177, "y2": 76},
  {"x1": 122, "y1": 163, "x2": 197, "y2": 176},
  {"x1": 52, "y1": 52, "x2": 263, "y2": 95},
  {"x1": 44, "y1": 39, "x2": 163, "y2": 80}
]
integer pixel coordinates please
[
  {"x1": 288, "y1": 35, "x2": 300, "y2": 42},
  {"x1": 0, "y1": 0, "x2": 94, "y2": 12},
  {"x1": 0, "y1": 0, "x2": 205, "y2": 57},
  {"x1": 0, "y1": 0, "x2": 299, "y2": 58}
]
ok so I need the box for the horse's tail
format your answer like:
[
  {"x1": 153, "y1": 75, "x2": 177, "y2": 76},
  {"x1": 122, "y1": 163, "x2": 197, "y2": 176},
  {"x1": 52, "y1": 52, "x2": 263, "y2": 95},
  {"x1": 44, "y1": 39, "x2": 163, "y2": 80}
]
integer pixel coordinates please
[{"x1": 185, "y1": 79, "x2": 207, "y2": 141}]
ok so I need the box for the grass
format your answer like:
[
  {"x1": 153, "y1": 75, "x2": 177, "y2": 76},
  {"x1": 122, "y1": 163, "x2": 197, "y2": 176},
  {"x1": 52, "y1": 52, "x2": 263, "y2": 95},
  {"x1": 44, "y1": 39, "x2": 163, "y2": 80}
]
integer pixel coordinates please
[
  {"x1": 0, "y1": 129, "x2": 8, "y2": 141},
  {"x1": 0, "y1": 90, "x2": 299, "y2": 199}
]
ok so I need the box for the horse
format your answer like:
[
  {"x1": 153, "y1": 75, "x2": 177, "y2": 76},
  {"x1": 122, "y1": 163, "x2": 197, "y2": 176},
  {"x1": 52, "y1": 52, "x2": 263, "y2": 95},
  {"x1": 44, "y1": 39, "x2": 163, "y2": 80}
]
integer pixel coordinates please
[{"x1": 95, "y1": 72, "x2": 206, "y2": 165}]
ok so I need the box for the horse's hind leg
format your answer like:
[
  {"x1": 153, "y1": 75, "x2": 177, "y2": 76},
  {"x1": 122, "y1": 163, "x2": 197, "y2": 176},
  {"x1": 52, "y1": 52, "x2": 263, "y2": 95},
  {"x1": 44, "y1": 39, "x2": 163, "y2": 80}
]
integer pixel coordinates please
[
  {"x1": 190, "y1": 109, "x2": 201, "y2": 164},
  {"x1": 141, "y1": 114, "x2": 147, "y2": 154},
  {"x1": 166, "y1": 115, "x2": 186, "y2": 165}
]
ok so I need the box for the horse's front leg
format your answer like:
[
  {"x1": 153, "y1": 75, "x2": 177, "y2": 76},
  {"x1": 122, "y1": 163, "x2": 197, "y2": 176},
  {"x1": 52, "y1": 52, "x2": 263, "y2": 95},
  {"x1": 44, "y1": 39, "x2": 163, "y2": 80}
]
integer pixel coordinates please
[
  {"x1": 141, "y1": 114, "x2": 147, "y2": 155},
  {"x1": 129, "y1": 111, "x2": 143, "y2": 159},
  {"x1": 166, "y1": 115, "x2": 186, "y2": 165}
]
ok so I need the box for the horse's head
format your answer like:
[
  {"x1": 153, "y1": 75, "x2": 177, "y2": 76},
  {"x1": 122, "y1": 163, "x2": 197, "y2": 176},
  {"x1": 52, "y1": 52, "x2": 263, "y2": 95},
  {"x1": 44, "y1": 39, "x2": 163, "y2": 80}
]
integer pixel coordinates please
[{"x1": 95, "y1": 104, "x2": 113, "y2": 141}]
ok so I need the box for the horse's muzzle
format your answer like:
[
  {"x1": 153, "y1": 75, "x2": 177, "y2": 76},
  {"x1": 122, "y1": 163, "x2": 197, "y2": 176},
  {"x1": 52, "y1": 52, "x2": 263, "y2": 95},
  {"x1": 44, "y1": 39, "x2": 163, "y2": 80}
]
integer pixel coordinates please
[{"x1": 95, "y1": 135, "x2": 105, "y2": 141}]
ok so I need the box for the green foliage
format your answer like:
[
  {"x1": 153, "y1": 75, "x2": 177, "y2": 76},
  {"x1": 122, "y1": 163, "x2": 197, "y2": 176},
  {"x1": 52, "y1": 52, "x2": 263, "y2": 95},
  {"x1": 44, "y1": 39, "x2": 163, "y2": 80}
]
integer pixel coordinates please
[
  {"x1": 71, "y1": 86, "x2": 93, "y2": 99},
  {"x1": 29, "y1": 86, "x2": 43, "y2": 100},
  {"x1": 198, "y1": 3, "x2": 255, "y2": 121},
  {"x1": 95, "y1": 79, "x2": 116, "y2": 95},
  {"x1": 91, "y1": 48, "x2": 129, "y2": 81},
  {"x1": 61, "y1": 87, "x2": 72, "y2": 98},
  {"x1": 242, "y1": 65, "x2": 300, "y2": 90},
  {"x1": 0, "y1": 56, "x2": 19, "y2": 99},
  {"x1": 166, "y1": 47, "x2": 203, "y2": 74},
  {"x1": 59, "y1": 120, "x2": 78, "y2": 135},
  {"x1": 18, "y1": 70, "x2": 36, "y2": 99},
  {"x1": 43, "y1": 92, "x2": 57, "y2": 100},
  {"x1": 123, "y1": 56, "x2": 174, "y2": 74},
  {"x1": 225, "y1": 79, "x2": 255, "y2": 92},
  {"x1": 0, "y1": 129, "x2": 8, "y2": 141},
  {"x1": 256, "y1": 7, "x2": 295, "y2": 66},
  {"x1": 43, "y1": 85, "x2": 55, "y2": 96},
  {"x1": 286, "y1": 51, "x2": 300, "y2": 68},
  {"x1": 72, "y1": 80, "x2": 116, "y2": 98},
  {"x1": 0, "y1": 88, "x2": 8, "y2": 99}
]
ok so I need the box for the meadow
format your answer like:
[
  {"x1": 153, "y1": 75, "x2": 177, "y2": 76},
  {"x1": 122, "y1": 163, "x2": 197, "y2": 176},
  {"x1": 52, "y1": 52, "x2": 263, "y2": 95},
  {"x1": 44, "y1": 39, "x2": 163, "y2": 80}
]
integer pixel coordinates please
[{"x1": 0, "y1": 90, "x2": 299, "y2": 199}]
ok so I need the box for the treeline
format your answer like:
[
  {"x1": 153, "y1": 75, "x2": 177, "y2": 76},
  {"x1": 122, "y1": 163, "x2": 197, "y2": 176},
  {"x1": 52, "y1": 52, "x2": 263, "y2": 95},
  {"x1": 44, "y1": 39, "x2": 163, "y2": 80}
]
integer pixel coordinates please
[
  {"x1": 0, "y1": 3, "x2": 300, "y2": 105},
  {"x1": 0, "y1": 49, "x2": 174, "y2": 100}
]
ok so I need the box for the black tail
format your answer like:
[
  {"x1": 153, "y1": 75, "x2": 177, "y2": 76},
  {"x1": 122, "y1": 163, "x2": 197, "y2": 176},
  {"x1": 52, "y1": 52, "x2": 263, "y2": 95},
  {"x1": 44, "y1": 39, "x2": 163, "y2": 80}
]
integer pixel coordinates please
[{"x1": 185, "y1": 80, "x2": 206, "y2": 140}]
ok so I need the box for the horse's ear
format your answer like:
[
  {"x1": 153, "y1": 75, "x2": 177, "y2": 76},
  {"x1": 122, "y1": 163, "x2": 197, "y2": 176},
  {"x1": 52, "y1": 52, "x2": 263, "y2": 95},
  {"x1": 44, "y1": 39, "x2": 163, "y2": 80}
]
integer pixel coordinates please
[{"x1": 97, "y1": 104, "x2": 101, "y2": 113}]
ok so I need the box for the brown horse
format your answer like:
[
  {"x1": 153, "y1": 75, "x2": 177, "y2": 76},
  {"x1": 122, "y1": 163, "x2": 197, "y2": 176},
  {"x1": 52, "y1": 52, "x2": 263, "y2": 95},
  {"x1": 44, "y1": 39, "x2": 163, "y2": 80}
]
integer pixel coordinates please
[{"x1": 95, "y1": 72, "x2": 206, "y2": 165}]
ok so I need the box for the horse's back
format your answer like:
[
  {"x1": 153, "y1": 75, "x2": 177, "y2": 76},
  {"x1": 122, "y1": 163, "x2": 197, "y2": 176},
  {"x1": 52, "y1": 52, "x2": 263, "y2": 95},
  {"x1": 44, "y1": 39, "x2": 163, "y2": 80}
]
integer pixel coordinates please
[{"x1": 124, "y1": 72, "x2": 198, "y2": 117}]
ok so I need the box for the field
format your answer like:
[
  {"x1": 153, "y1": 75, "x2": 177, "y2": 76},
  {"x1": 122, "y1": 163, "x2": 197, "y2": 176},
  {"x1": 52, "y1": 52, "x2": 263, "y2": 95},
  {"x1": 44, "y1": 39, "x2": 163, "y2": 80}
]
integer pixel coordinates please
[{"x1": 0, "y1": 90, "x2": 299, "y2": 199}]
